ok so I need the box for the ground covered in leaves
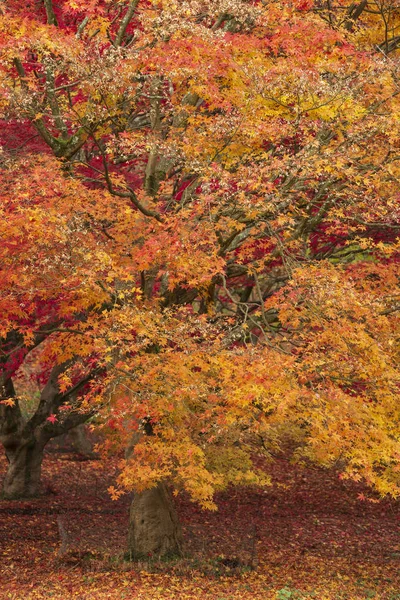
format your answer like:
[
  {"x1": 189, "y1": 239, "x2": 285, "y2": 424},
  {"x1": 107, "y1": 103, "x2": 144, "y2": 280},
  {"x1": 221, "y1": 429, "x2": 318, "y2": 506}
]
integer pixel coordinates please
[{"x1": 1, "y1": 447, "x2": 399, "y2": 599}]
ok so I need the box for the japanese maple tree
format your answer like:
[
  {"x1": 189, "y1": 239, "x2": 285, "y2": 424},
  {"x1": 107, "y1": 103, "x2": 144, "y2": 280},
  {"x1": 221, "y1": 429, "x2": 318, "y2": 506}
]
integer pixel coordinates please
[{"x1": 0, "y1": 0, "x2": 399, "y2": 557}]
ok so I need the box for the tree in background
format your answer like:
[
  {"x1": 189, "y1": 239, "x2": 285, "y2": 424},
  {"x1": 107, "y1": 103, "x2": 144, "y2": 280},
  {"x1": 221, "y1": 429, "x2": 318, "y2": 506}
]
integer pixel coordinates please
[{"x1": 0, "y1": 0, "x2": 399, "y2": 557}]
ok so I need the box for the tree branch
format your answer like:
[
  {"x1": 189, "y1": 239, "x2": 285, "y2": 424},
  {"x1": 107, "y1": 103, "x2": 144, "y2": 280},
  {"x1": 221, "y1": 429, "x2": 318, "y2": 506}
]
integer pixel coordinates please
[
  {"x1": 344, "y1": 0, "x2": 367, "y2": 30},
  {"x1": 26, "y1": 364, "x2": 97, "y2": 438},
  {"x1": 43, "y1": 0, "x2": 58, "y2": 26},
  {"x1": 91, "y1": 135, "x2": 163, "y2": 221},
  {"x1": 40, "y1": 408, "x2": 95, "y2": 441},
  {"x1": 76, "y1": 16, "x2": 89, "y2": 39},
  {"x1": 0, "y1": 378, "x2": 23, "y2": 442},
  {"x1": 114, "y1": 0, "x2": 140, "y2": 47}
]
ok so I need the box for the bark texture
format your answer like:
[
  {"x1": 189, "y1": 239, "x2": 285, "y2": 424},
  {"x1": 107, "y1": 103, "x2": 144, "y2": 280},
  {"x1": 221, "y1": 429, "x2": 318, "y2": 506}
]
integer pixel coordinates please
[
  {"x1": 128, "y1": 483, "x2": 182, "y2": 559},
  {"x1": 65, "y1": 424, "x2": 94, "y2": 456},
  {"x1": 3, "y1": 440, "x2": 44, "y2": 498}
]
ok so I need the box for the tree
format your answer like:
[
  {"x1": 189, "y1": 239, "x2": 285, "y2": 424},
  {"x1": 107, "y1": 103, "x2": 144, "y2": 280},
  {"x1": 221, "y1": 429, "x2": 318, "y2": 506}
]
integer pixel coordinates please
[
  {"x1": 0, "y1": 0, "x2": 399, "y2": 556},
  {"x1": 0, "y1": 154, "x2": 108, "y2": 497}
]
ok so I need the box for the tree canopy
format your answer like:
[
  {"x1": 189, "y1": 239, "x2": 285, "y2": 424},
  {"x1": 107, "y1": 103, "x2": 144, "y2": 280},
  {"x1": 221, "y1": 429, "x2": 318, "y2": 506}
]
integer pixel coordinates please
[{"x1": 0, "y1": 0, "x2": 399, "y2": 505}]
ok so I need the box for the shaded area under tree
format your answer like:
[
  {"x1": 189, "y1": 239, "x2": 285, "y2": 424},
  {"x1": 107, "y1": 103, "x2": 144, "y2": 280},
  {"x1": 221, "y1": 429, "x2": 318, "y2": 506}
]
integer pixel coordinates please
[{"x1": 0, "y1": 451, "x2": 399, "y2": 599}]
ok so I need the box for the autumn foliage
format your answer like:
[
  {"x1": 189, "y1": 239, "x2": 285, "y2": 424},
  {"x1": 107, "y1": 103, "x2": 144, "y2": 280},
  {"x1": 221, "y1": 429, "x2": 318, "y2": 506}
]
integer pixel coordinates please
[{"x1": 0, "y1": 0, "x2": 399, "y2": 513}]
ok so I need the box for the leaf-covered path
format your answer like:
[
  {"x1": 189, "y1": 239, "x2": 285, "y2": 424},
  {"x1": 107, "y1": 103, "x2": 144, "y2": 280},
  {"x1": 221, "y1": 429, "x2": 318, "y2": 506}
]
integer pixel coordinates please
[{"x1": 1, "y1": 450, "x2": 399, "y2": 599}]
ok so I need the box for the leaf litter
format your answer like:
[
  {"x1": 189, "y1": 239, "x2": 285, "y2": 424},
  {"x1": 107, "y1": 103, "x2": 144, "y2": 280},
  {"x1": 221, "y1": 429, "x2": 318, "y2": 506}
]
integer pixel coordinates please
[{"x1": 0, "y1": 448, "x2": 399, "y2": 599}]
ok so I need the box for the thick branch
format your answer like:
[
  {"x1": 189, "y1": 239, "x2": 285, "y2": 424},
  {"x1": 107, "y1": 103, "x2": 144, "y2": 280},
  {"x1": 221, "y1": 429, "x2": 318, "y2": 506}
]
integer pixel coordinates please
[
  {"x1": 114, "y1": 0, "x2": 140, "y2": 47},
  {"x1": 0, "y1": 378, "x2": 24, "y2": 443},
  {"x1": 377, "y1": 35, "x2": 400, "y2": 54},
  {"x1": 92, "y1": 137, "x2": 163, "y2": 221},
  {"x1": 344, "y1": 0, "x2": 368, "y2": 30},
  {"x1": 26, "y1": 364, "x2": 96, "y2": 439},
  {"x1": 25, "y1": 364, "x2": 66, "y2": 433},
  {"x1": 45, "y1": 69, "x2": 69, "y2": 139},
  {"x1": 43, "y1": 0, "x2": 58, "y2": 26},
  {"x1": 14, "y1": 59, "x2": 61, "y2": 151},
  {"x1": 76, "y1": 16, "x2": 89, "y2": 39},
  {"x1": 14, "y1": 59, "x2": 87, "y2": 159},
  {"x1": 39, "y1": 408, "x2": 95, "y2": 441},
  {"x1": 211, "y1": 12, "x2": 227, "y2": 31}
]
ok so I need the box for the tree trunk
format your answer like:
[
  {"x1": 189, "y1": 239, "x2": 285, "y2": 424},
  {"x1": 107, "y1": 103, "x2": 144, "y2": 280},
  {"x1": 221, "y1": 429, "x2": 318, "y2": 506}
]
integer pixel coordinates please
[
  {"x1": 68, "y1": 424, "x2": 94, "y2": 456},
  {"x1": 2, "y1": 440, "x2": 44, "y2": 498},
  {"x1": 1, "y1": 366, "x2": 95, "y2": 499},
  {"x1": 127, "y1": 483, "x2": 182, "y2": 559}
]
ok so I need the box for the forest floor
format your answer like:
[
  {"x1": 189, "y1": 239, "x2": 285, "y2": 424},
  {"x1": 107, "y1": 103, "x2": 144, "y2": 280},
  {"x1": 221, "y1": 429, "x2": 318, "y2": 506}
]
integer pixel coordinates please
[{"x1": 0, "y1": 446, "x2": 399, "y2": 600}]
